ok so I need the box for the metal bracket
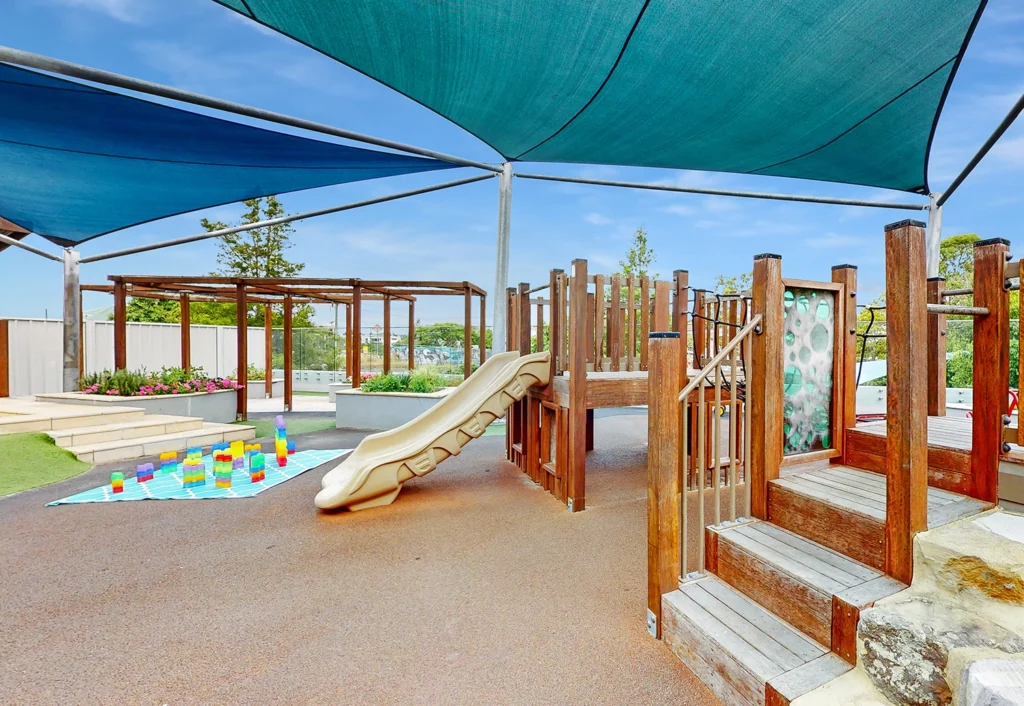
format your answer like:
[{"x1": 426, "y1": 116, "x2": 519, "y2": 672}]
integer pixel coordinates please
[
  {"x1": 567, "y1": 498, "x2": 575, "y2": 512},
  {"x1": 647, "y1": 609, "x2": 658, "y2": 638}
]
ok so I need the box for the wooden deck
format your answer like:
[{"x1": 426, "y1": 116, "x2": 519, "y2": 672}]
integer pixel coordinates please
[{"x1": 769, "y1": 465, "x2": 990, "y2": 570}]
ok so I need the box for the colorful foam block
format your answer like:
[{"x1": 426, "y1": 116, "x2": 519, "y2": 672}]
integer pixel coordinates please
[
  {"x1": 159, "y1": 451, "x2": 177, "y2": 473},
  {"x1": 111, "y1": 471, "x2": 124, "y2": 493},
  {"x1": 136, "y1": 463, "x2": 154, "y2": 483},
  {"x1": 286, "y1": 440, "x2": 296, "y2": 455}
]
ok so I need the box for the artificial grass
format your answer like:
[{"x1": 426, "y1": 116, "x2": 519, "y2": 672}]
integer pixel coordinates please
[
  {"x1": 0, "y1": 433, "x2": 91, "y2": 497},
  {"x1": 234, "y1": 417, "x2": 336, "y2": 439}
]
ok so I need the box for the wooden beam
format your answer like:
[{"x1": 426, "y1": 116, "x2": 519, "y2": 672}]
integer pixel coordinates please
[
  {"x1": 647, "y1": 332, "x2": 682, "y2": 638},
  {"x1": 236, "y1": 282, "x2": 248, "y2": 421},
  {"x1": 883, "y1": 220, "x2": 929, "y2": 584},
  {"x1": 180, "y1": 293, "x2": 191, "y2": 372},
  {"x1": 832, "y1": 265, "x2": 858, "y2": 462},
  {"x1": 113, "y1": 279, "x2": 127, "y2": 371},
  {"x1": 567, "y1": 260, "x2": 589, "y2": 512},
  {"x1": 0, "y1": 320, "x2": 9, "y2": 397},
  {"x1": 383, "y1": 294, "x2": 392, "y2": 375},
  {"x1": 264, "y1": 304, "x2": 273, "y2": 397},
  {"x1": 350, "y1": 287, "x2": 360, "y2": 388},
  {"x1": 926, "y1": 277, "x2": 947, "y2": 417},
  {"x1": 464, "y1": 285, "x2": 473, "y2": 379},
  {"x1": 283, "y1": 294, "x2": 294, "y2": 410},
  {"x1": 750, "y1": 254, "x2": 784, "y2": 519},
  {"x1": 971, "y1": 238, "x2": 1011, "y2": 503}
]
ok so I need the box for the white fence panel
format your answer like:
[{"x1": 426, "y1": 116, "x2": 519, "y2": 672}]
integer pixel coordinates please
[{"x1": 4, "y1": 318, "x2": 269, "y2": 396}]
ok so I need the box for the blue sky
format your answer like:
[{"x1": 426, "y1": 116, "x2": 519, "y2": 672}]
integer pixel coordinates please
[{"x1": 1, "y1": 0, "x2": 1022, "y2": 327}]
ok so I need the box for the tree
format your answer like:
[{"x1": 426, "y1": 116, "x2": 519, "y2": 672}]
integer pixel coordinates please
[
  {"x1": 194, "y1": 196, "x2": 314, "y2": 327},
  {"x1": 618, "y1": 226, "x2": 658, "y2": 280},
  {"x1": 124, "y1": 298, "x2": 180, "y2": 323},
  {"x1": 714, "y1": 272, "x2": 751, "y2": 294}
]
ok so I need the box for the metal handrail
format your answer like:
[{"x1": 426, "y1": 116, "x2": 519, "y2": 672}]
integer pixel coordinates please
[{"x1": 679, "y1": 315, "x2": 762, "y2": 402}]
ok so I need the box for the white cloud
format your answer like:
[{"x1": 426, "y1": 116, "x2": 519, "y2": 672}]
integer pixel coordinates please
[
  {"x1": 993, "y1": 136, "x2": 1024, "y2": 167},
  {"x1": 982, "y1": 47, "x2": 1024, "y2": 65},
  {"x1": 651, "y1": 170, "x2": 722, "y2": 189},
  {"x1": 585, "y1": 213, "x2": 612, "y2": 225},
  {"x1": 704, "y1": 196, "x2": 741, "y2": 213},
  {"x1": 663, "y1": 204, "x2": 696, "y2": 217},
  {"x1": 805, "y1": 232, "x2": 863, "y2": 249},
  {"x1": 47, "y1": 0, "x2": 148, "y2": 22}
]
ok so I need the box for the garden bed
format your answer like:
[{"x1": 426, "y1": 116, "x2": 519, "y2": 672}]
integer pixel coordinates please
[
  {"x1": 247, "y1": 379, "x2": 285, "y2": 400},
  {"x1": 37, "y1": 389, "x2": 238, "y2": 424},
  {"x1": 335, "y1": 387, "x2": 454, "y2": 431}
]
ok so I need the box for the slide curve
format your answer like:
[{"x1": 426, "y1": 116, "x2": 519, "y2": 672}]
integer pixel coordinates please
[{"x1": 316, "y1": 350, "x2": 551, "y2": 511}]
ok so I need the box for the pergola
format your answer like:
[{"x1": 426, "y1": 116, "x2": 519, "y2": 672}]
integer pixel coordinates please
[{"x1": 80, "y1": 277, "x2": 487, "y2": 419}]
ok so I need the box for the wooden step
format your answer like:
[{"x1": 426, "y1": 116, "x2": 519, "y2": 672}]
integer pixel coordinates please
[
  {"x1": 708, "y1": 520, "x2": 905, "y2": 661},
  {"x1": 662, "y1": 576, "x2": 851, "y2": 706},
  {"x1": 47, "y1": 415, "x2": 205, "y2": 448},
  {"x1": 846, "y1": 419, "x2": 972, "y2": 495},
  {"x1": 767, "y1": 465, "x2": 990, "y2": 571},
  {"x1": 68, "y1": 423, "x2": 256, "y2": 464}
]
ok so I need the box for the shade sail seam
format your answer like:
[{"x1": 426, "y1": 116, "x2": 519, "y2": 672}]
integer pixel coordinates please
[
  {"x1": 238, "y1": 0, "x2": 256, "y2": 16},
  {"x1": 748, "y1": 56, "x2": 956, "y2": 178},
  {"x1": 0, "y1": 135, "x2": 445, "y2": 171},
  {"x1": 511, "y1": 0, "x2": 652, "y2": 160}
]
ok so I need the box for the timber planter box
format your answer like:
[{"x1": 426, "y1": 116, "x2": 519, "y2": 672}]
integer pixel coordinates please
[
  {"x1": 335, "y1": 387, "x2": 454, "y2": 431},
  {"x1": 37, "y1": 389, "x2": 238, "y2": 423},
  {"x1": 246, "y1": 379, "x2": 285, "y2": 400}
]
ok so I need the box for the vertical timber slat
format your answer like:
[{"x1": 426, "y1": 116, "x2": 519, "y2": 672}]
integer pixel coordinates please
[
  {"x1": 0, "y1": 320, "x2": 8, "y2": 397},
  {"x1": 972, "y1": 239, "x2": 1010, "y2": 503},
  {"x1": 236, "y1": 282, "x2": 247, "y2": 421},
  {"x1": 383, "y1": 294, "x2": 392, "y2": 376},
  {"x1": 180, "y1": 294, "x2": 191, "y2": 372},
  {"x1": 647, "y1": 332, "x2": 682, "y2": 638},
  {"x1": 640, "y1": 275, "x2": 650, "y2": 369},
  {"x1": 832, "y1": 265, "x2": 858, "y2": 462},
  {"x1": 464, "y1": 285, "x2": 473, "y2": 379},
  {"x1": 674, "y1": 270, "x2": 689, "y2": 378},
  {"x1": 283, "y1": 294, "x2": 294, "y2": 410},
  {"x1": 927, "y1": 277, "x2": 947, "y2": 417},
  {"x1": 610, "y1": 275, "x2": 621, "y2": 371},
  {"x1": 408, "y1": 300, "x2": 416, "y2": 372},
  {"x1": 568, "y1": 260, "x2": 589, "y2": 512},
  {"x1": 350, "y1": 287, "x2": 361, "y2": 389},
  {"x1": 264, "y1": 303, "x2": 273, "y2": 397},
  {"x1": 549, "y1": 269, "x2": 563, "y2": 378},
  {"x1": 750, "y1": 254, "x2": 783, "y2": 519},
  {"x1": 884, "y1": 221, "x2": 929, "y2": 584},
  {"x1": 594, "y1": 274, "x2": 605, "y2": 369},
  {"x1": 113, "y1": 279, "x2": 127, "y2": 371},
  {"x1": 479, "y1": 294, "x2": 486, "y2": 366}
]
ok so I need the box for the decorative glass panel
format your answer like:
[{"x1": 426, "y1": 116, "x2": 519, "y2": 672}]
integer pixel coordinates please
[{"x1": 782, "y1": 287, "x2": 835, "y2": 455}]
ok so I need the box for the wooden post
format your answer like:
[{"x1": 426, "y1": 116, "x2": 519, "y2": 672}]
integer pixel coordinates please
[
  {"x1": 653, "y1": 280, "x2": 670, "y2": 332},
  {"x1": 383, "y1": 294, "x2": 391, "y2": 375},
  {"x1": 236, "y1": 282, "x2": 248, "y2": 421},
  {"x1": 408, "y1": 300, "x2": 416, "y2": 372},
  {"x1": 0, "y1": 320, "x2": 9, "y2": 397},
  {"x1": 627, "y1": 276, "x2": 636, "y2": 371},
  {"x1": 549, "y1": 269, "x2": 563, "y2": 378},
  {"x1": 926, "y1": 277, "x2": 947, "y2": 417},
  {"x1": 464, "y1": 284, "x2": 473, "y2": 379},
  {"x1": 113, "y1": 279, "x2": 127, "y2": 371},
  {"x1": 518, "y1": 282, "x2": 531, "y2": 355},
  {"x1": 884, "y1": 221, "x2": 929, "y2": 584},
  {"x1": 283, "y1": 294, "x2": 294, "y2": 410},
  {"x1": 640, "y1": 275, "x2": 650, "y2": 370},
  {"x1": 351, "y1": 286, "x2": 361, "y2": 389},
  {"x1": 79, "y1": 292, "x2": 84, "y2": 381},
  {"x1": 674, "y1": 270, "x2": 689, "y2": 378},
  {"x1": 536, "y1": 297, "x2": 545, "y2": 351},
  {"x1": 179, "y1": 293, "x2": 191, "y2": 372},
  {"x1": 832, "y1": 265, "x2": 858, "y2": 462},
  {"x1": 567, "y1": 260, "x2": 589, "y2": 512},
  {"x1": 264, "y1": 304, "x2": 273, "y2": 397},
  {"x1": 647, "y1": 331, "x2": 682, "y2": 638},
  {"x1": 594, "y1": 274, "x2": 605, "y2": 368},
  {"x1": 750, "y1": 254, "x2": 784, "y2": 520},
  {"x1": 345, "y1": 303, "x2": 353, "y2": 379},
  {"x1": 610, "y1": 274, "x2": 621, "y2": 371},
  {"x1": 693, "y1": 290, "x2": 706, "y2": 367},
  {"x1": 479, "y1": 294, "x2": 487, "y2": 365},
  {"x1": 971, "y1": 238, "x2": 1010, "y2": 503}
]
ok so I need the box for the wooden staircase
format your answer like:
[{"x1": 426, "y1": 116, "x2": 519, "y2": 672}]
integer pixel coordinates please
[{"x1": 661, "y1": 463, "x2": 988, "y2": 706}]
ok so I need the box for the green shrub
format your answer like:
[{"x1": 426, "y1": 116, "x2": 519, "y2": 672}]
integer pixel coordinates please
[{"x1": 360, "y1": 370, "x2": 452, "y2": 394}]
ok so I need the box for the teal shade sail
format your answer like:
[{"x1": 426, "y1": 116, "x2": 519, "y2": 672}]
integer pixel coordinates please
[
  {"x1": 0, "y1": 63, "x2": 456, "y2": 245},
  {"x1": 215, "y1": 0, "x2": 986, "y2": 193}
]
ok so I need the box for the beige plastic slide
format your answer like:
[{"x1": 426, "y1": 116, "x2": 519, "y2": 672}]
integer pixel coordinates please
[{"x1": 315, "y1": 350, "x2": 551, "y2": 511}]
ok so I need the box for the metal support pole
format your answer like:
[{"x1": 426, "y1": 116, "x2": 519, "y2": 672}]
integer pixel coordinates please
[
  {"x1": 493, "y1": 162, "x2": 513, "y2": 353},
  {"x1": 62, "y1": 249, "x2": 81, "y2": 392},
  {"x1": 926, "y1": 193, "x2": 943, "y2": 278}
]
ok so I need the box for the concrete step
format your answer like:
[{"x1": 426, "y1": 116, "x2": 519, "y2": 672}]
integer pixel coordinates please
[
  {"x1": 0, "y1": 402, "x2": 146, "y2": 435},
  {"x1": 47, "y1": 415, "x2": 205, "y2": 448},
  {"x1": 68, "y1": 423, "x2": 256, "y2": 464}
]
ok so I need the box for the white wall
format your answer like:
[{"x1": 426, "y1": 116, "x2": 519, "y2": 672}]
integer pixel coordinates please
[{"x1": 5, "y1": 318, "x2": 268, "y2": 397}]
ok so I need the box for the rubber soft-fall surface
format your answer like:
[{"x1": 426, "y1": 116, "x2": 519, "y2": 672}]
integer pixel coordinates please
[{"x1": 316, "y1": 351, "x2": 550, "y2": 511}]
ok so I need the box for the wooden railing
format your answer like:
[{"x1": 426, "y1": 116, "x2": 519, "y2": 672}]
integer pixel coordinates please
[{"x1": 677, "y1": 315, "x2": 760, "y2": 579}]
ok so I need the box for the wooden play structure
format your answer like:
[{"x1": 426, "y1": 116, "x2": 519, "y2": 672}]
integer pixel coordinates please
[
  {"x1": 646, "y1": 220, "x2": 1012, "y2": 705},
  {"x1": 82, "y1": 277, "x2": 486, "y2": 420}
]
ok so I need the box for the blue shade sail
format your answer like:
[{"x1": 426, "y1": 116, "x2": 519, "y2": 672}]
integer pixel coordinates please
[
  {"x1": 0, "y1": 63, "x2": 457, "y2": 245},
  {"x1": 213, "y1": 0, "x2": 987, "y2": 193}
]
